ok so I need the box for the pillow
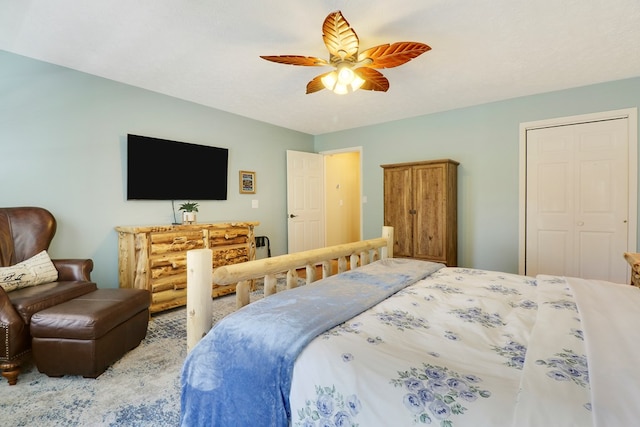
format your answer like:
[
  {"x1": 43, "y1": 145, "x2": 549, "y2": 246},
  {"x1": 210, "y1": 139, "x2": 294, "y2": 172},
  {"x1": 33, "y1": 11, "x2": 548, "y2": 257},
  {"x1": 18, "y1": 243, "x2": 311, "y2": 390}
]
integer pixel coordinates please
[{"x1": 0, "y1": 250, "x2": 59, "y2": 292}]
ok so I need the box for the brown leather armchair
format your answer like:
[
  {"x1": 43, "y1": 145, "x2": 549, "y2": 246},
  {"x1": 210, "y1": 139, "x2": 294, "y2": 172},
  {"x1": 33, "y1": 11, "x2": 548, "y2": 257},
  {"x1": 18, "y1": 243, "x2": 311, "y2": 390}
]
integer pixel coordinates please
[{"x1": 0, "y1": 207, "x2": 97, "y2": 385}]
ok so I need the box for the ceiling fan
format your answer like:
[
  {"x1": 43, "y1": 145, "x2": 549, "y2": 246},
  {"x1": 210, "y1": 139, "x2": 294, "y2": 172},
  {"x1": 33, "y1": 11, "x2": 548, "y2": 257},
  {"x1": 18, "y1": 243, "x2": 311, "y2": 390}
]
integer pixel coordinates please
[{"x1": 260, "y1": 10, "x2": 431, "y2": 95}]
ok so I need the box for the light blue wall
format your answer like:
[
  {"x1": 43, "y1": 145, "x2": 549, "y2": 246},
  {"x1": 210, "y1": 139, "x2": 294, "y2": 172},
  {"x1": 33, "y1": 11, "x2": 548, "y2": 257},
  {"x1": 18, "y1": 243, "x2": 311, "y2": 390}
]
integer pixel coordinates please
[
  {"x1": 314, "y1": 77, "x2": 640, "y2": 274},
  {"x1": 3, "y1": 49, "x2": 639, "y2": 284},
  {"x1": 1, "y1": 50, "x2": 313, "y2": 288}
]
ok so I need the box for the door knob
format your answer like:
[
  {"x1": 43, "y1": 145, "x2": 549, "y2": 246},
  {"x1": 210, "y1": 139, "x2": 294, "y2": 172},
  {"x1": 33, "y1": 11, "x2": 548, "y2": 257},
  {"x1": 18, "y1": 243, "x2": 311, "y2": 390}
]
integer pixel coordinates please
[
  {"x1": 289, "y1": 214, "x2": 298, "y2": 218},
  {"x1": 577, "y1": 221, "x2": 584, "y2": 226}
]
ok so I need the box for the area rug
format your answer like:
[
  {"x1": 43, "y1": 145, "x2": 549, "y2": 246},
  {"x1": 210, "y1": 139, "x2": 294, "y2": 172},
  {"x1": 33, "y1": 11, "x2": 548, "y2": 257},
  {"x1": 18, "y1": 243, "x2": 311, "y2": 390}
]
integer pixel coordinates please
[{"x1": 0, "y1": 278, "x2": 296, "y2": 426}]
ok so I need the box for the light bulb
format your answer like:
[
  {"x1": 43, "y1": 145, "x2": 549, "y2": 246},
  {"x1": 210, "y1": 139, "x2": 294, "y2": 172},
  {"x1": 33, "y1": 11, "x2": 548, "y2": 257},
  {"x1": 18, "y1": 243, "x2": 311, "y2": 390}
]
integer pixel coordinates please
[
  {"x1": 321, "y1": 71, "x2": 338, "y2": 91},
  {"x1": 351, "y1": 75, "x2": 365, "y2": 91},
  {"x1": 337, "y1": 66, "x2": 355, "y2": 85},
  {"x1": 333, "y1": 83, "x2": 348, "y2": 95}
]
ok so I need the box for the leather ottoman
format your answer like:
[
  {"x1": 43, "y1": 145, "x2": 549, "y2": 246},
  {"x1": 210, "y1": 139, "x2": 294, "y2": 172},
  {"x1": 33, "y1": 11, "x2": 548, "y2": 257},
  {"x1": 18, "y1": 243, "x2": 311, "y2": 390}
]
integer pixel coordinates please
[{"x1": 30, "y1": 288, "x2": 150, "y2": 378}]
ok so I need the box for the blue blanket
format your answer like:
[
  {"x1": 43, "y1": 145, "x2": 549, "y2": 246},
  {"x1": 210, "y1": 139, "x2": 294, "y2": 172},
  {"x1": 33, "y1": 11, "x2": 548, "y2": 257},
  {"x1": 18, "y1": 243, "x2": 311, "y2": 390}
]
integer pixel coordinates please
[{"x1": 180, "y1": 258, "x2": 443, "y2": 426}]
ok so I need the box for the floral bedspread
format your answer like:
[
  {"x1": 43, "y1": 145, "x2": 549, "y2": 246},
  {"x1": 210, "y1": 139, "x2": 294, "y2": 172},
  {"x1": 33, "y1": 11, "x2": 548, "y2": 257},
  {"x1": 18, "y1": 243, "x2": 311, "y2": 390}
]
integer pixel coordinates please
[
  {"x1": 288, "y1": 268, "x2": 623, "y2": 427},
  {"x1": 180, "y1": 258, "x2": 443, "y2": 426}
]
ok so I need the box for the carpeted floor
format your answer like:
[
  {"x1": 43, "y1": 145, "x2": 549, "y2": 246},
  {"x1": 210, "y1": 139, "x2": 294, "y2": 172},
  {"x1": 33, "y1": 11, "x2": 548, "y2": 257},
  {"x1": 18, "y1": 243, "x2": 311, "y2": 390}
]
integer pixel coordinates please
[{"x1": 0, "y1": 279, "x2": 291, "y2": 426}]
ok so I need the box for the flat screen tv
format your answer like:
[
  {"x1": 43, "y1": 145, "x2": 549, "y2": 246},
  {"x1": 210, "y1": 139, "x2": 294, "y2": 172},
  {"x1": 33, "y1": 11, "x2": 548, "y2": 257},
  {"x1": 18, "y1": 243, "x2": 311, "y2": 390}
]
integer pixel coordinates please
[{"x1": 127, "y1": 134, "x2": 228, "y2": 200}]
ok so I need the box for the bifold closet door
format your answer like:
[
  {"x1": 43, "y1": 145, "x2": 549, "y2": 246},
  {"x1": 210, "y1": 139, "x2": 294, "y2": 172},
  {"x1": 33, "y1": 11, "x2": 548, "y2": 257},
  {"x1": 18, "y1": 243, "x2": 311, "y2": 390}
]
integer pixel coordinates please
[{"x1": 525, "y1": 118, "x2": 629, "y2": 282}]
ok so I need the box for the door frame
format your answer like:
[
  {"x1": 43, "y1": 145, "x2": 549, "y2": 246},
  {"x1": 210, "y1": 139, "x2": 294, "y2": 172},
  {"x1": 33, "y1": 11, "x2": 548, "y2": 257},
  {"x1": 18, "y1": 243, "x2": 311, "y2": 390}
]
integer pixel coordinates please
[
  {"x1": 518, "y1": 107, "x2": 638, "y2": 276},
  {"x1": 319, "y1": 146, "x2": 364, "y2": 242}
]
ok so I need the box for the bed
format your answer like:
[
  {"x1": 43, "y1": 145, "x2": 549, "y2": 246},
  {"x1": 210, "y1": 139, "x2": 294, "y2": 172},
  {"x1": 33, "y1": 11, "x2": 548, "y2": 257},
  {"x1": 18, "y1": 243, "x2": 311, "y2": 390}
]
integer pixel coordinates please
[{"x1": 181, "y1": 228, "x2": 640, "y2": 426}]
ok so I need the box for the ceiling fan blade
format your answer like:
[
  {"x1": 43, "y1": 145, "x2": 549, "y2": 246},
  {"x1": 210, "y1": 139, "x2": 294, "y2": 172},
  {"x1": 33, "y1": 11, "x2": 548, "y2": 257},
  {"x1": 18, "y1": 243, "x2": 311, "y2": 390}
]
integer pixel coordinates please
[
  {"x1": 355, "y1": 68, "x2": 389, "y2": 92},
  {"x1": 357, "y1": 42, "x2": 431, "y2": 69},
  {"x1": 322, "y1": 11, "x2": 359, "y2": 63},
  {"x1": 306, "y1": 73, "x2": 331, "y2": 94},
  {"x1": 260, "y1": 55, "x2": 329, "y2": 66}
]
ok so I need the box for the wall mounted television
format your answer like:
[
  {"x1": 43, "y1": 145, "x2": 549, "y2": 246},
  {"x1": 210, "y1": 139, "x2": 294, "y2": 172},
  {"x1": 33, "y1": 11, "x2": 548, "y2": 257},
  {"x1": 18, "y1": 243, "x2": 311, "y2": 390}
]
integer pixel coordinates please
[{"x1": 127, "y1": 134, "x2": 229, "y2": 200}]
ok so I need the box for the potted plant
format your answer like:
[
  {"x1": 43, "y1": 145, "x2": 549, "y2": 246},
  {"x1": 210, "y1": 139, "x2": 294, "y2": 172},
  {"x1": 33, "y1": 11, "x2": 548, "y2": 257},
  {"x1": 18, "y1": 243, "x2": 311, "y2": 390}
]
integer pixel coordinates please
[{"x1": 179, "y1": 201, "x2": 199, "y2": 224}]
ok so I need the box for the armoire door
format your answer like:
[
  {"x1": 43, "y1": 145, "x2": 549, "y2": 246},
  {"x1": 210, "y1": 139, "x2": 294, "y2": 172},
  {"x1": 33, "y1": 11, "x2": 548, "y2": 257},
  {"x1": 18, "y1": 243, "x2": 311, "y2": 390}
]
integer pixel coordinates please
[
  {"x1": 413, "y1": 163, "x2": 448, "y2": 262},
  {"x1": 383, "y1": 165, "x2": 413, "y2": 257},
  {"x1": 525, "y1": 117, "x2": 630, "y2": 282}
]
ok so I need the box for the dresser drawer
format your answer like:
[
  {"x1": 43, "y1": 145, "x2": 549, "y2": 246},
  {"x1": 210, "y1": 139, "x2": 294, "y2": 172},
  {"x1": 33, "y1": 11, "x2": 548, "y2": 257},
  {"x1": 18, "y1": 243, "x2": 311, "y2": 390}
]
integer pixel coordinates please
[
  {"x1": 208, "y1": 226, "x2": 251, "y2": 247},
  {"x1": 149, "y1": 230, "x2": 205, "y2": 255},
  {"x1": 213, "y1": 246, "x2": 249, "y2": 268}
]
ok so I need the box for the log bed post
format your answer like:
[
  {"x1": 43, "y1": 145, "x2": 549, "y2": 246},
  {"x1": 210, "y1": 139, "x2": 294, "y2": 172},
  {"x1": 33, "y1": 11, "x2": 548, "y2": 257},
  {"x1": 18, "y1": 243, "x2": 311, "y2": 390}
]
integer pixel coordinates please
[
  {"x1": 305, "y1": 264, "x2": 316, "y2": 285},
  {"x1": 186, "y1": 249, "x2": 213, "y2": 353},
  {"x1": 235, "y1": 280, "x2": 251, "y2": 309},
  {"x1": 264, "y1": 274, "x2": 277, "y2": 296},
  {"x1": 350, "y1": 253, "x2": 359, "y2": 270},
  {"x1": 286, "y1": 269, "x2": 299, "y2": 289},
  {"x1": 382, "y1": 226, "x2": 393, "y2": 259},
  {"x1": 338, "y1": 256, "x2": 348, "y2": 273},
  {"x1": 321, "y1": 260, "x2": 332, "y2": 278}
]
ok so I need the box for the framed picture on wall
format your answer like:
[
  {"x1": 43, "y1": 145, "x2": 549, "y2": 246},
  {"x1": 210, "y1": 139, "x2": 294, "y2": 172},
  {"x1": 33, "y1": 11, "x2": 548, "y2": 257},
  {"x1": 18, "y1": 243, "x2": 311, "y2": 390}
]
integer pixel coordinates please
[{"x1": 239, "y1": 170, "x2": 256, "y2": 194}]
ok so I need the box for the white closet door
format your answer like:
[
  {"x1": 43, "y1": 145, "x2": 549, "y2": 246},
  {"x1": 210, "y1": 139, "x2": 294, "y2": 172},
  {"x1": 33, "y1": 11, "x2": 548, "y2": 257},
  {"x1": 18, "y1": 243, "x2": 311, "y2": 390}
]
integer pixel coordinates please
[{"x1": 526, "y1": 118, "x2": 629, "y2": 282}]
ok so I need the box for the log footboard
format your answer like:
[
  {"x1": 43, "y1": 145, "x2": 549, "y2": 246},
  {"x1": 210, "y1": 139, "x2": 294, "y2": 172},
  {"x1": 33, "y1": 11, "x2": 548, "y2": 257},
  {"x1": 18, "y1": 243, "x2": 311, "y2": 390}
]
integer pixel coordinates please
[{"x1": 212, "y1": 226, "x2": 394, "y2": 309}]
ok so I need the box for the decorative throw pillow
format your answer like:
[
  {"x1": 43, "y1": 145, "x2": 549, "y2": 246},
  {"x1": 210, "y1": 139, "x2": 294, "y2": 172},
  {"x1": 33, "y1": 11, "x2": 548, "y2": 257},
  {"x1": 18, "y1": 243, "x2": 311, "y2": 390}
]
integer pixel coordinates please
[{"x1": 0, "y1": 250, "x2": 59, "y2": 292}]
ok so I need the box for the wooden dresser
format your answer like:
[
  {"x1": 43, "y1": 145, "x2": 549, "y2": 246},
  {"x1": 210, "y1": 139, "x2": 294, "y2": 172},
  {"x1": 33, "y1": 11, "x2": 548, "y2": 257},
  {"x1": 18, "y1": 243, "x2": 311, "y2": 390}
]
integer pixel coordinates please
[
  {"x1": 382, "y1": 159, "x2": 458, "y2": 266},
  {"x1": 115, "y1": 221, "x2": 258, "y2": 313}
]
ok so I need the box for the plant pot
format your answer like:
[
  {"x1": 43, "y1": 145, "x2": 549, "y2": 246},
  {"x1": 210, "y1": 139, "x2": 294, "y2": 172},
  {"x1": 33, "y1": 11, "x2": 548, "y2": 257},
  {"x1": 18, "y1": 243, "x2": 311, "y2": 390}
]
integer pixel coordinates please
[{"x1": 182, "y1": 212, "x2": 196, "y2": 225}]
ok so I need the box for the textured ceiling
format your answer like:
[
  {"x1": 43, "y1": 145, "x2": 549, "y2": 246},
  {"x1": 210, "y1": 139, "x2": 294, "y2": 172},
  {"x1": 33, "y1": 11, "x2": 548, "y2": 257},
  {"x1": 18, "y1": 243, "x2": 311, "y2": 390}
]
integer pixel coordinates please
[{"x1": 1, "y1": 0, "x2": 639, "y2": 135}]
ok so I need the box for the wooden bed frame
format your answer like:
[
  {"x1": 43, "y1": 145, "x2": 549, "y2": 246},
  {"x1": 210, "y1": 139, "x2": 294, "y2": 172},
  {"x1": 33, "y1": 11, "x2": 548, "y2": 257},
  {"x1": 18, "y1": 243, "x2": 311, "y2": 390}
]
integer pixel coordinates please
[{"x1": 212, "y1": 226, "x2": 394, "y2": 309}]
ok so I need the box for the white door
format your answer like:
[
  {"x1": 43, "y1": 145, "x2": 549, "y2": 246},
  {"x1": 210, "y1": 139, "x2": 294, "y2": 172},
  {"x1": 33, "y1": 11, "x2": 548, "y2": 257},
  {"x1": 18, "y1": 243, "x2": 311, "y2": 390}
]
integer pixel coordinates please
[
  {"x1": 286, "y1": 150, "x2": 325, "y2": 253},
  {"x1": 525, "y1": 117, "x2": 630, "y2": 282}
]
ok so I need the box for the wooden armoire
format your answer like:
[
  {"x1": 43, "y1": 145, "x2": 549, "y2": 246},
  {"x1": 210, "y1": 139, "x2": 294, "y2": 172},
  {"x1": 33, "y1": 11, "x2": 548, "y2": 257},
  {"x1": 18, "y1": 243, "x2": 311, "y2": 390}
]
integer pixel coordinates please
[{"x1": 381, "y1": 159, "x2": 458, "y2": 266}]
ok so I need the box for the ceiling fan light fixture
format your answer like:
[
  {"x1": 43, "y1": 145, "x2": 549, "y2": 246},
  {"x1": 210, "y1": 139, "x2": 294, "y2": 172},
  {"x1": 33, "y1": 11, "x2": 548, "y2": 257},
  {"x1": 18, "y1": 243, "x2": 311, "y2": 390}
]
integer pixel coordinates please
[
  {"x1": 260, "y1": 10, "x2": 431, "y2": 94},
  {"x1": 321, "y1": 63, "x2": 365, "y2": 94}
]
